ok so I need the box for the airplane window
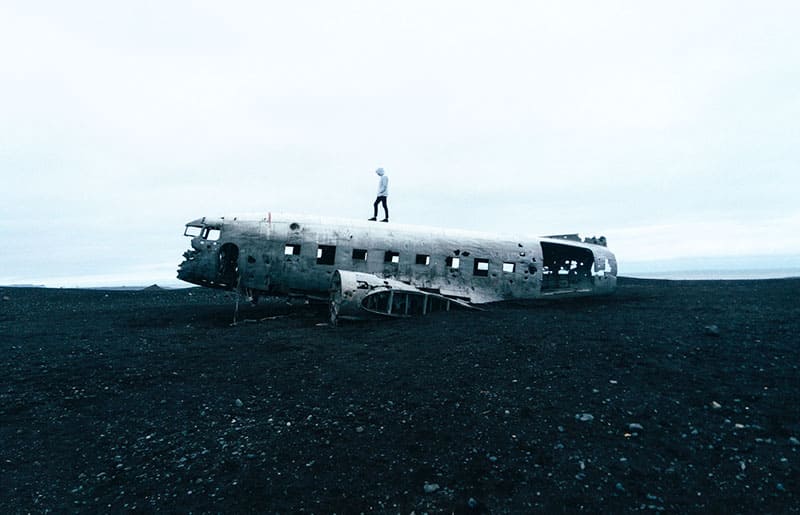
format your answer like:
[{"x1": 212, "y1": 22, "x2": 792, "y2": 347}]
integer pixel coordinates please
[
  {"x1": 473, "y1": 258, "x2": 489, "y2": 277},
  {"x1": 352, "y1": 249, "x2": 368, "y2": 261},
  {"x1": 446, "y1": 256, "x2": 460, "y2": 269},
  {"x1": 415, "y1": 254, "x2": 430, "y2": 265},
  {"x1": 384, "y1": 251, "x2": 400, "y2": 264},
  {"x1": 285, "y1": 244, "x2": 301, "y2": 256},
  {"x1": 204, "y1": 229, "x2": 221, "y2": 241},
  {"x1": 316, "y1": 245, "x2": 336, "y2": 265},
  {"x1": 184, "y1": 226, "x2": 202, "y2": 237},
  {"x1": 503, "y1": 262, "x2": 515, "y2": 273}
]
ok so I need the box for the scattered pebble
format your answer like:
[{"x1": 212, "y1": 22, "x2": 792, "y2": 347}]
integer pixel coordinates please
[
  {"x1": 355, "y1": 426, "x2": 364, "y2": 433},
  {"x1": 704, "y1": 324, "x2": 721, "y2": 336},
  {"x1": 629, "y1": 423, "x2": 644, "y2": 431},
  {"x1": 467, "y1": 497, "x2": 478, "y2": 509},
  {"x1": 234, "y1": 398, "x2": 243, "y2": 408},
  {"x1": 789, "y1": 437, "x2": 800, "y2": 446},
  {"x1": 711, "y1": 401, "x2": 722, "y2": 409},
  {"x1": 576, "y1": 413, "x2": 594, "y2": 422},
  {"x1": 424, "y1": 483, "x2": 439, "y2": 494}
]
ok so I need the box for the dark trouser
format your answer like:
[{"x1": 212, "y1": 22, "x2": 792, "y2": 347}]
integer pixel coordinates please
[{"x1": 373, "y1": 196, "x2": 388, "y2": 218}]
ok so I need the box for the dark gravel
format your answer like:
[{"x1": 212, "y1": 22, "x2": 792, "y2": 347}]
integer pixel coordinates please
[{"x1": 1, "y1": 278, "x2": 799, "y2": 513}]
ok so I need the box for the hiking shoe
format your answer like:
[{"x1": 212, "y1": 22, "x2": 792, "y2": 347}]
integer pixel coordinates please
[
  {"x1": 380, "y1": 219, "x2": 389, "y2": 222},
  {"x1": 368, "y1": 217, "x2": 377, "y2": 221}
]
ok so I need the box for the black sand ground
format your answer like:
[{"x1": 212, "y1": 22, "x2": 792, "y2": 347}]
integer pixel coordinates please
[{"x1": 1, "y1": 278, "x2": 798, "y2": 513}]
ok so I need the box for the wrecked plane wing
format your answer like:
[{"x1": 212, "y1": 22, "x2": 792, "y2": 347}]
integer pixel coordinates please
[
  {"x1": 177, "y1": 213, "x2": 617, "y2": 322},
  {"x1": 330, "y1": 270, "x2": 476, "y2": 323}
]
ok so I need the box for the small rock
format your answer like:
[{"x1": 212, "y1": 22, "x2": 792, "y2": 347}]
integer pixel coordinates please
[
  {"x1": 711, "y1": 401, "x2": 722, "y2": 409},
  {"x1": 424, "y1": 483, "x2": 439, "y2": 494},
  {"x1": 789, "y1": 437, "x2": 800, "y2": 446},
  {"x1": 628, "y1": 423, "x2": 644, "y2": 431},
  {"x1": 576, "y1": 413, "x2": 594, "y2": 422},
  {"x1": 615, "y1": 482, "x2": 626, "y2": 493},
  {"x1": 704, "y1": 324, "x2": 720, "y2": 336},
  {"x1": 776, "y1": 483, "x2": 786, "y2": 492},
  {"x1": 234, "y1": 399, "x2": 244, "y2": 408},
  {"x1": 2, "y1": 296, "x2": 10, "y2": 302},
  {"x1": 355, "y1": 426, "x2": 364, "y2": 433},
  {"x1": 467, "y1": 497, "x2": 478, "y2": 509}
]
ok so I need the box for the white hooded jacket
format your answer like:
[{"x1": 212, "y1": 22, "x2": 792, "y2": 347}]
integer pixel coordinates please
[{"x1": 376, "y1": 168, "x2": 388, "y2": 197}]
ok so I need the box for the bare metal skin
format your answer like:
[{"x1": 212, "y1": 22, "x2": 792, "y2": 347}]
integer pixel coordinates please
[{"x1": 177, "y1": 213, "x2": 617, "y2": 322}]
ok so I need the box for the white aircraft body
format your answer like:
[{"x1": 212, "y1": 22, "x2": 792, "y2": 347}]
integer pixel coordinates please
[{"x1": 177, "y1": 213, "x2": 617, "y2": 322}]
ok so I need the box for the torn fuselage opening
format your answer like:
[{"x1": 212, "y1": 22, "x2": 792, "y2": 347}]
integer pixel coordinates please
[
  {"x1": 217, "y1": 242, "x2": 240, "y2": 287},
  {"x1": 540, "y1": 241, "x2": 594, "y2": 291}
]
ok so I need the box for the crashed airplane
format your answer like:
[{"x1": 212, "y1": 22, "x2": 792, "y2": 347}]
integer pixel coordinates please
[{"x1": 177, "y1": 213, "x2": 617, "y2": 323}]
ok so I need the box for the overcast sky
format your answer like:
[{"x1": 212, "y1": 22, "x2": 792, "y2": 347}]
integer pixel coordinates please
[{"x1": 2, "y1": 1, "x2": 798, "y2": 286}]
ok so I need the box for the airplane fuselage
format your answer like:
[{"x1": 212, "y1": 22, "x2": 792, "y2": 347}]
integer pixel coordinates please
[{"x1": 177, "y1": 213, "x2": 617, "y2": 319}]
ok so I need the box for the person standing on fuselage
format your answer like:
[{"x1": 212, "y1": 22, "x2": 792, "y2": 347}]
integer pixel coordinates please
[{"x1": 368, "y1": 167, "x2": 389, "y2": 222}]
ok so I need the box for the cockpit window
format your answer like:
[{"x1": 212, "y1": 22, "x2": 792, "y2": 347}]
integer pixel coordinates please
[
  {"x1": 185, "y1": 223, "x2": 221, "y2": 241},
  {"x1": 184, "y1": 225, "x2": 203, "y2": 237}
]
